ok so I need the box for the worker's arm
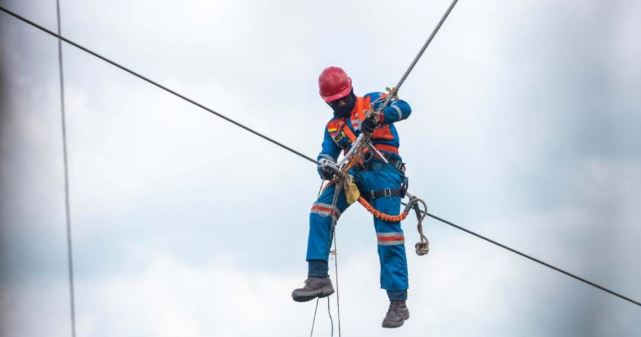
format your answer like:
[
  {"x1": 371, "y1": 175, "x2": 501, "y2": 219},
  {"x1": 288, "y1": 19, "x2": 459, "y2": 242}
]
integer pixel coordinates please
[{"x1": 368, "y1": 92, "x2": 412, "y2": 124}]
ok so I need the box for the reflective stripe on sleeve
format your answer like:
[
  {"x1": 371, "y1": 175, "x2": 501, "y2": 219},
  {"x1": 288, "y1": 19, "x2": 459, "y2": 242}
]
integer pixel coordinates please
[
  {"x1": 392, "y1": 105, "x2": 403, "y2": 120},
  {"x1": 318, "y1": 154, "x2": 336, "y2": 162}
]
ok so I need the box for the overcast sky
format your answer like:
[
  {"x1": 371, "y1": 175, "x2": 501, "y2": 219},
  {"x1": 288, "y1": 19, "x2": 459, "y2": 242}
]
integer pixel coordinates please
[{"x1": 1, "y1": 0, "x2": 641, "y2": 336}]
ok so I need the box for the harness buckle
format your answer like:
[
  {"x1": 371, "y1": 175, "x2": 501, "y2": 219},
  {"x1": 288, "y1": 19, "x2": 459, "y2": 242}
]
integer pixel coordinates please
[{"x1": 383, "y1": 188, "x2": 392, "y2": 197}]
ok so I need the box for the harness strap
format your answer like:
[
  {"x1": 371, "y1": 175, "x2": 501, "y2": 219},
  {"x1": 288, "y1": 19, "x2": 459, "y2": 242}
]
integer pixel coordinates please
[
  {"x1": 363, "y1": 156, "x2": 405, "y2": 172},
  {"x1": 341, "y1": 122, "x2": 357, "y2": 143},
  {"x1": 367, "y1": 188, "x2": 403, "y2": 200}
]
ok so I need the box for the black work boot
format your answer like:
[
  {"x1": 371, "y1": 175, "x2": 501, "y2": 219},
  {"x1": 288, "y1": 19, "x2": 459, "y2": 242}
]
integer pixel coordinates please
[
  {"x1": 291, "y1": 277, "x2": 334, "y2": 302},
  {"x1": 382, "y1": 300, "x2": 410, "y2": 328}
]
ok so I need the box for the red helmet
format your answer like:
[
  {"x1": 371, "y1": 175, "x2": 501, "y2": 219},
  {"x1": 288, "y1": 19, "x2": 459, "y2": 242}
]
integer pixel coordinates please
[{"x1": 318, "y1": 66, "x2": 352, "y2": 102}]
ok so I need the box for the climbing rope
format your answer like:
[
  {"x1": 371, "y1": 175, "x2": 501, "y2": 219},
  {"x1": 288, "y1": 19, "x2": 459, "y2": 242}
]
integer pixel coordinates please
[
  {"x1": 309, "y1": 181, "x2": 341, "y2": 337},
  {"x1": 328, "y1": 183, "x2": 342, "y2": 337},
  {"x1": 309, "y1": 298, "x2": 319, "y2": 337},
  {"x1": 327, "y1": 296, "x2": 334, "y2": 337}
]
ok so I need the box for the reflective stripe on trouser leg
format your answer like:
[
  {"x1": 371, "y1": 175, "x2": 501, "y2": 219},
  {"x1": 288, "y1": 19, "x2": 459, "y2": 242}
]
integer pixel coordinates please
[
  {"x1": 306, "y1": 183, "x2": 350, "y2": 262},
  {"x1": 373, "y1": 189, "x2": 408, "y2": 291}
]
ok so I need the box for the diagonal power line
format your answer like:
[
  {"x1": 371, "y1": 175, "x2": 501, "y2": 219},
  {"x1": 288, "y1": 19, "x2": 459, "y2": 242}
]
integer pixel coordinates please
[
  {"x1": 1, "y1": 5, "x2": 640, "y2": 308},
  {"x1": 0, "y1": 6, "x2": 319, "y2": 166},
  {"x1": 424, "y1": 211, "x2": 641, "y2": 307}
]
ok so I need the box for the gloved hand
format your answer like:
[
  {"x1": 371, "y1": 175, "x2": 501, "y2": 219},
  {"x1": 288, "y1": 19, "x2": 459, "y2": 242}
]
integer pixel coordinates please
[
  {"x1": 318, "y1": 165, "x2": 335, "y2": 180},
  {"x1": 317, "y1": 158, "x2": 338, "y2": 180},
  {"x1": 361, "y1": 112, "x2": 380, "y2": 134}
]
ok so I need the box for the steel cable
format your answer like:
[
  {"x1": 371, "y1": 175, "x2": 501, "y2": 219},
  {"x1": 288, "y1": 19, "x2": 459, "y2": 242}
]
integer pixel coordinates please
[{"x1": 423, "y1": 210, "x2": 641, "y2": 307}]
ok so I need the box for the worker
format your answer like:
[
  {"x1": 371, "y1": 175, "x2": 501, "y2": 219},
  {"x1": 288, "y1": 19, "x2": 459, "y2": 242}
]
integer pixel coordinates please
[{"x1": 292, "y1": 66, "x2": 413, "y2": 328}]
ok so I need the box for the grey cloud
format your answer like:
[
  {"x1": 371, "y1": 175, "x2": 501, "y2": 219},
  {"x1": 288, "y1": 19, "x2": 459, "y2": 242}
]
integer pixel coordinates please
[{"x1": 2, "y1": 0, "x2": 641, "y2": 336}]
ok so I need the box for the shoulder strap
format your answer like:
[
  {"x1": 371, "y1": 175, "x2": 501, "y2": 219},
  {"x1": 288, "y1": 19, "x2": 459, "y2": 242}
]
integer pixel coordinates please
[{"x1": 341, "y1": 122, "x2": 357, "y2": 143}]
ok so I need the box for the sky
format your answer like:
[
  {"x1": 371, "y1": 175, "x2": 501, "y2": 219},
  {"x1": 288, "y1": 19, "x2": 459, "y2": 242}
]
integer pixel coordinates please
[{"x1": 1, "y1": 0, "x2": 641, "y2": 336}]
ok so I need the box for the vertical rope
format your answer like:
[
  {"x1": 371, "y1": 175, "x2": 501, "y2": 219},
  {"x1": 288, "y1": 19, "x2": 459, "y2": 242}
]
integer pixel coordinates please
[
  {"x1": 310, "y1": 181, "x2": 342, "y2": 337},
  {"x1": 309, "y1": 181, "x2": 328, "y2": 337},
  {"x1": 331, "y1": 226, "x2": 341, "y2": 337},
  {"x1": 327, "y1": 296, "x2": 334, "y2": 337},
  {"x1": 327, "y1": 183, "x2": 342, "y2": 337},
  {"x1": 309, "y1": 298, "x2": 319, "y2": 337},
  {"x1": 55, "y1": 1, "x2": 77, "y2": 336}
]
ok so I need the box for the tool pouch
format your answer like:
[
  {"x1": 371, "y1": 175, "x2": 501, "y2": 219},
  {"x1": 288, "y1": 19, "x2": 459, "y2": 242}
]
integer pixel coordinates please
[{"x1": 344, "y1": 174, "x2": 361, "y2": 204}]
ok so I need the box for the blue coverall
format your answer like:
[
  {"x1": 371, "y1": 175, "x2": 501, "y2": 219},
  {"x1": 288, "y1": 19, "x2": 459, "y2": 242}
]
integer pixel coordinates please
[{"x1": 306, "y1": 92, "x2": 412, "y2": 300}]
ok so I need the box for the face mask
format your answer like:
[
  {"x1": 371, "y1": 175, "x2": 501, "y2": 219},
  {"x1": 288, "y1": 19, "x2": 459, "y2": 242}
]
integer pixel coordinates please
[{"x1": 328, "y1": 91, "x2": 356, "y2": 118}]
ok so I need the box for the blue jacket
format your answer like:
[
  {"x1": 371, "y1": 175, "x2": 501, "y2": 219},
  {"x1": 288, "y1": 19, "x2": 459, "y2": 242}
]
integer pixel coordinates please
[{"x1": 317, "y1": 92, "x2": 411, "y2": 163}]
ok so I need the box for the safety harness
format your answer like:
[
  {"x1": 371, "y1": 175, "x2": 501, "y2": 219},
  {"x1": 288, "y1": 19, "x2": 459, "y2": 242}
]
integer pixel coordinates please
[{"x1": 321, "y1": 92, "x2": 430, "y2": 256}]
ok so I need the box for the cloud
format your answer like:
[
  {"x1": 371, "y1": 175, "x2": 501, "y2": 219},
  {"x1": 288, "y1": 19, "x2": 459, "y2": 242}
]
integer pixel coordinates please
[
  {"x1": 0, "y1": 280, "x2": 71, "y2": 337},
  {"x1": 74, "y1": 255, "x2": 312, "y2": 337},
  {"x1": 2, "y1": 0, "x2": 641, "y2": 336}
]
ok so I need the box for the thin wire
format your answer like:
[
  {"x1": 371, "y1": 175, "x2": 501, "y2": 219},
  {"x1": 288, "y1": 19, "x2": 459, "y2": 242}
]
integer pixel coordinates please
[
  {"x1": 309, "y1": 181, "x2": 326, "y2": 337},
  {"x1": 331, "y1": 223, "x2": 341, "y2": 337},
  {"x1": 328, "y1": 183, "x2": 342, "y2": 337},
  {"x1": 0, "y1": 7, "x2": 319, "y2": 166},
  {"x1": 2, "y1": 4, "x2": 640, "y2": 309},
  {"x1": 54, "y1": 1, "x2": 77, "y2": 336},
  {"x1": 309, "y1": 298, "x2": 319, "y2": 337},
  {"x1": 327, "y1": 297, "x2": 334, "y2": 337}
]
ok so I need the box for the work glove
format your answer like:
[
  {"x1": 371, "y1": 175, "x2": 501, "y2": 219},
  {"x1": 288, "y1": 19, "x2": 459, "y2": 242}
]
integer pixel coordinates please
[
  {"x1": 361, "y1": 112, "x2": 380, "y2": 135},
  {"x1": 317, "y1": 158, "x2": 338, "y2": 180},
  {"x1": 318, "y1": 165, "x2": 335, "y2": 180}
]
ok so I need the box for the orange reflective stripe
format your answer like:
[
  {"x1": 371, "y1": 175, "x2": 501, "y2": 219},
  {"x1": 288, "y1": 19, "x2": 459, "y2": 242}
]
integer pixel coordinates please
[
  {"x1": 351, "y1": 96, "x2": 368, "y2": 122},
  {"x1": 372, "y1": 125, "x2": 394, "y2": 140},
  {"x1": 328, "y1": 119, "x2": 342, "y2": 129},
  {"x1": 342, "y1": 124, "x2": 356, "y2": 142},
  {"x1": 374, "y1": 143, "x2": 398, "y2": 154}
]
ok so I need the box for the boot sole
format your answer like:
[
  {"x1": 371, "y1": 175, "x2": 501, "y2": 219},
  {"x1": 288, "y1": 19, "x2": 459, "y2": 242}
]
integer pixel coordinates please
[
  {"x1": 382, "y1": 321, "x2": 405, "y2": 328},
  {"x1": 292, "y1": 285, "x2": 335, "y2": 302}
]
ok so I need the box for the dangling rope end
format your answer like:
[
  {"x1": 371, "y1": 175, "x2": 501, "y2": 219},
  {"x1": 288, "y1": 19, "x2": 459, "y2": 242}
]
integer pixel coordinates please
[
  {"x1": 415, "y1": 239, "x2": 430, "y2": 256},
  {"x1": 404, "y1": 195, "x2": 431, "y2": 256}
]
